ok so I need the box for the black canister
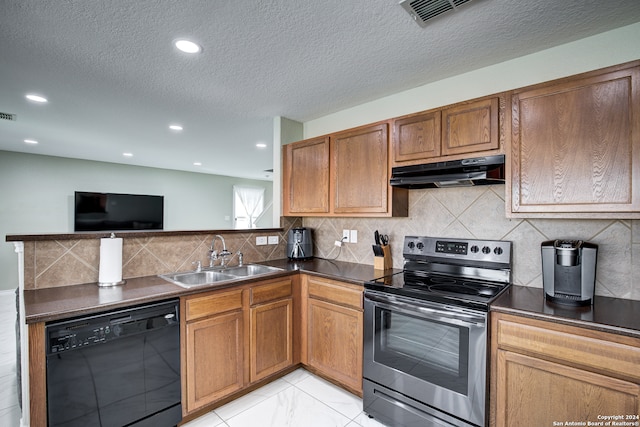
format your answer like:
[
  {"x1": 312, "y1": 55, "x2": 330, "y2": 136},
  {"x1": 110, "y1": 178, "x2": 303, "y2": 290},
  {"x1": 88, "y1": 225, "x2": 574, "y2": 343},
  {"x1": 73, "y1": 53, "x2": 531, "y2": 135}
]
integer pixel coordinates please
[{"x1": 287, "y1": 227, "x2": 314, "y2": 260}]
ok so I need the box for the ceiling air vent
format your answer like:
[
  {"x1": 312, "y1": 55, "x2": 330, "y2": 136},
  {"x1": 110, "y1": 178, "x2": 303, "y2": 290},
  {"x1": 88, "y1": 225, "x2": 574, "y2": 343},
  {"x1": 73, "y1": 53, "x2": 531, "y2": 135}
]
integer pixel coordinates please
[
  {"x1": 0, "y1": 112, "x2": 17, "y2": 121},
  {"x1": 400, "y1": 0, "x2": 476, "y2": 27}
]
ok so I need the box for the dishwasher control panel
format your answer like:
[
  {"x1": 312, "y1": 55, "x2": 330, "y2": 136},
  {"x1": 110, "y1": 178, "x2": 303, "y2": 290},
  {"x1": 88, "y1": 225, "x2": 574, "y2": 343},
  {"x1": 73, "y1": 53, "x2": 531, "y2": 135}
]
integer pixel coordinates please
[
  {"x1": 48, "y1": 325, "x2": 110, "y2": 353},
  {"x1": 45, "y1": 298, "x2": 179, "y2": 355}
]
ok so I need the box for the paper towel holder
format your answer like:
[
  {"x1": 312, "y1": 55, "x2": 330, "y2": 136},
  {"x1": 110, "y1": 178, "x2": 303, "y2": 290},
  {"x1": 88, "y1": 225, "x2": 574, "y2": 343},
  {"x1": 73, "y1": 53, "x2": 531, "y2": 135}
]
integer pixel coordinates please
[{"x1": 98, "y1": 233, "x2": 127, "y2": 287}]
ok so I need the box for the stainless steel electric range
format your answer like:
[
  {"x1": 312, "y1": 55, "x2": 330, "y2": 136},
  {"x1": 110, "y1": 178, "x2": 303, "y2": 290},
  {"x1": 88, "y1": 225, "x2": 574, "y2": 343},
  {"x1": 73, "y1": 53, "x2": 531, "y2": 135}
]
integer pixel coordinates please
[{"x1": 363, "y1": 235, "x2": 513, "y2": 427}]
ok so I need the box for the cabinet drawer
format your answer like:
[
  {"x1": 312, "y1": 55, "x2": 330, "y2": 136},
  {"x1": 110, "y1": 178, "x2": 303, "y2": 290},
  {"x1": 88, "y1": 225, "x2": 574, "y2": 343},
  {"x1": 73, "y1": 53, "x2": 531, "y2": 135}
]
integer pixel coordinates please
[
  {"x1": 307, "y1": 276, "x2": 362, "y2": 310},
  {"x1": 184, "y1": 288, "x2": 244, "y2": 322},
  {"x1": 251, "y1": 278, "x2": 293, "y2": 305},
  {"x1": 494, "y1": 313, "x2": 640, "y2": 381}
]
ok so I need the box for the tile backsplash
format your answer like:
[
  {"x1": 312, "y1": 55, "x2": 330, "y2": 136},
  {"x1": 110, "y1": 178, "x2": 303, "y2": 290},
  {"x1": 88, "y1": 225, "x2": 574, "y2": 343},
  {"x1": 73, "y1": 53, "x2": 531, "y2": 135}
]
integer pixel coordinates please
[
  {"x1": 304, "y1": 186, "x2": 640, "y2": 301},
  {"x1": 22, "y1": 217, "x2": 302, "y2": 290},
  {"x1": 20, "y1": 187, "x2": 640, "y2": 302}
]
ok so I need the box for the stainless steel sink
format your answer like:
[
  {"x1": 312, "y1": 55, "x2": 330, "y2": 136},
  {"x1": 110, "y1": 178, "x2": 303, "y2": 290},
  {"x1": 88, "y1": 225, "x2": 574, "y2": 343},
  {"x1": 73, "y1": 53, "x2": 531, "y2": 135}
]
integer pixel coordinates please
[
  {"x1": 159, "y1": 264, "x2": 283, "y2": 288},
  {"x1": 219, "y1": 264, "x2": 283, "y2": 277},
  {"x1": 160, "y1": 271, "x2": 238, "y2": 287}
]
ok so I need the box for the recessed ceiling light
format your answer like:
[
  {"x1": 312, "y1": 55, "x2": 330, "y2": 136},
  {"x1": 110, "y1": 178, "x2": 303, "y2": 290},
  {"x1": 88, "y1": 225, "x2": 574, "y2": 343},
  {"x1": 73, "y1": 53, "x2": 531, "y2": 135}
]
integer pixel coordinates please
[
  {"x1": 169, "y1": 124, "x2": 183, "y2": 131},
  {"x1": 256, "y1": 143, "x2": 267, "y2": 148},
  {"x1": 123, "y1": 152, "x2": 133, "y2": 157},
  {"x1": 174, "y1": 39, "x2": 202, "y2": 54},
  {"x1": 193, "y1": 162, "x2": 202, "y2": 166},
  {"x1": 25, "y1": 94, "x2": 48, "y2": 103},
  {"x1": 24, "y1": 139, "x2": 38, "y2": 144}
]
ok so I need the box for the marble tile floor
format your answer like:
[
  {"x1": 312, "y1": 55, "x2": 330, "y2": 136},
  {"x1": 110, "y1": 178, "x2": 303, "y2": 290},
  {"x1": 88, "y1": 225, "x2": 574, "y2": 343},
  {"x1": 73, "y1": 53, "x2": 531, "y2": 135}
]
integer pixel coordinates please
[
  {"x1": 0, "y1": 290, "x2": 22, "y2": 427},
  {"x1": 0, "y1": 290, "x2": 385, "y2": 427},
  {"x1": 184, "y1": 369, "x2": 386, "y2": 427}
]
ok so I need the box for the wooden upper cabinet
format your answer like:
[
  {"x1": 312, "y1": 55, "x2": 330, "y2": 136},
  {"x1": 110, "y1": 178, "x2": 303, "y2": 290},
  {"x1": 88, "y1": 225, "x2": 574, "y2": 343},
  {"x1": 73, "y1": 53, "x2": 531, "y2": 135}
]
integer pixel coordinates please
[
  {"x1": 283, "y1": 136, "x2": 330, "y2": 215},
  {"x1": 508, "y1": 61, "x2": 640, "y2": 218},
  {"x1": 332, "y1": 123, "x2": 390, "y2": 214},
  {"x1": 283, "y1": 123, "x2": 408, "y2": 217},
  {"x1": 393, "y1": 110, "x2": 442, "y2": 162},
  {"x1": 392, "y1": 95, "x2": 504, "y2": 166},
  {"x1": 442, "y1": 97, "x2": 499, "y2": 156}
]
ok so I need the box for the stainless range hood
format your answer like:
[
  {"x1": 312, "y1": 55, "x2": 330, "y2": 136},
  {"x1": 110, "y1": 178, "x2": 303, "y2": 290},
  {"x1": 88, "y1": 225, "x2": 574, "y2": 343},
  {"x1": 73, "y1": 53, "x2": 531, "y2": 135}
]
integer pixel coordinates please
[{"x1": 390, "y1": 155, "x2": 505, "y2": 189}]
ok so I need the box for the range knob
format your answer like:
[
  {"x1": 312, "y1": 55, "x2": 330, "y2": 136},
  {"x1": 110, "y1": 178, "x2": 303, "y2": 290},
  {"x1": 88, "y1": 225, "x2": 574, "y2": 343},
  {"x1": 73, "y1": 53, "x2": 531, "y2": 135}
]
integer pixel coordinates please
[
  {"x1": 470, "y1": 245, "x2": 479, "y2": 253},
  {"x1": 408, "y1": 241, "x2": 415, "y2": 249},
  {"x1": 482, "y1": 246, "x2": 491, "y2": 254},
  {"x1": 416, "y1": 242, "x2": 424, "y2": 250},
  {"x1": 494, "y1": 247, "x2": 503, "y2": 255}
]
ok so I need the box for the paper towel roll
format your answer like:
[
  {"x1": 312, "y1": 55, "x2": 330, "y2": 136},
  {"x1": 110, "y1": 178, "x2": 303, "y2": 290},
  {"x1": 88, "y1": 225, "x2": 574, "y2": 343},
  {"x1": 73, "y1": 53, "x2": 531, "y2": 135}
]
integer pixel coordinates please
[{"x1": 98, "y1": 237, "x2": 125, "y2": 286}]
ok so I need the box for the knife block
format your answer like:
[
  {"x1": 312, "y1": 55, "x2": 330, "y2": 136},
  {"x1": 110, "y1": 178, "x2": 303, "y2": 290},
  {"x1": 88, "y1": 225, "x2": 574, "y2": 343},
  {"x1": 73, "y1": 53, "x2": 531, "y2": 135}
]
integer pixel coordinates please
[{"x1": 374, "y1": 245, "x2": 392, "y2": 270}]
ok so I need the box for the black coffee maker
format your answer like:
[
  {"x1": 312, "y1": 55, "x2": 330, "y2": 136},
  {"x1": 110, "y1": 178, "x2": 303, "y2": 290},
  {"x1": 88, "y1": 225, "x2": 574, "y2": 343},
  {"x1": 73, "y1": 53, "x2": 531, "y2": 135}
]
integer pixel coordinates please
[
  {"x1": 541, "y1": 240, "x2": 598, "y2": 306},
  {"x1": 287, "y1": 227, "x2": 313, "y2": 260}
]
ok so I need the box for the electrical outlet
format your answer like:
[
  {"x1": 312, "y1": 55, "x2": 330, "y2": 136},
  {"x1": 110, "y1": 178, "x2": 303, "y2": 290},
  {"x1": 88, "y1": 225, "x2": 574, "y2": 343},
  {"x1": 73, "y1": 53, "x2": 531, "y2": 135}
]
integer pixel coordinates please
[
  {"x1": 268, "y1": 235, "x2": 279, "y2": 245},
  {"x1": 342, "y1": 229, "x2": 350, "y2": 243},
  {"x1": 256, "y1": 236, "x2": 267, "y2": 245},
  {"x1": 350, "y1": 230, "x2": 358, "y2": 243}
]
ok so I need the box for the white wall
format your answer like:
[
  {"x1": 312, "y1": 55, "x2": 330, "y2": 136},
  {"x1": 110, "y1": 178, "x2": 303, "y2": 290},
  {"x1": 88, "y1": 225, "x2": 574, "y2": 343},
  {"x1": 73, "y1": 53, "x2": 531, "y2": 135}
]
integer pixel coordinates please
[
  {"x1": 273, "y1": 116, "x2": 304, "y2": 224},
  {"x1": 304, "y1": 22, "x2": 640, "y2": 138},
  {"x1": 0, "y1": 151, "x2": 273, "y2": 290}
]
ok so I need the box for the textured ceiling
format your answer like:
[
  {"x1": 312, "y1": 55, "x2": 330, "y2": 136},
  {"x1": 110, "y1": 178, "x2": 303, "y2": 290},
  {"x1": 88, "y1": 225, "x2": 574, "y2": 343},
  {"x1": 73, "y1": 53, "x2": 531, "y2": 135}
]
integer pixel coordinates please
[{"x1": 1, "y1": 0, "x2": 640, "y2": 180}]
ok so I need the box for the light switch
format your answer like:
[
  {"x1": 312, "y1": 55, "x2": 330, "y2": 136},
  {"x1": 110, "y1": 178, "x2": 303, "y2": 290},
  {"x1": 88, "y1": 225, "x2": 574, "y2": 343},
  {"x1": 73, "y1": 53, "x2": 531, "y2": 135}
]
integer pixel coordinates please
[
  {"x1": 350, "y1": 230, "x2": 358, "y2": 243},
  {"x1": 268, "y1": 236, "x2": 279, "y2": 244},
  {"x1": 256, "y1": 236, "x2": 267, "y2": 245}
]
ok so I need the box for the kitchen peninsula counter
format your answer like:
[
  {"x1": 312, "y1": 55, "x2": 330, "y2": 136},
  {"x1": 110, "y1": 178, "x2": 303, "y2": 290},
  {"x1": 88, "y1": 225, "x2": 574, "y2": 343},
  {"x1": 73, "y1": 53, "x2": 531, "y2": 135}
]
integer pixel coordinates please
[
  {"x1": 491, "y1": 285, "x2": 640, "y2": 338},
  {"x1": 23, "y1": 258, "x2": 395, "y2": 323}
]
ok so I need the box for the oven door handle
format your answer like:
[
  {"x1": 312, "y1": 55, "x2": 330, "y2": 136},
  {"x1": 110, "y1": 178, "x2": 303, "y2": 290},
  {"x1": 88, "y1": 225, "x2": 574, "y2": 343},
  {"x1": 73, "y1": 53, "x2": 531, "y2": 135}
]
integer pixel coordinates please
[{"x1": 364, "y1": 292, "x2": 486, "y2": 327}]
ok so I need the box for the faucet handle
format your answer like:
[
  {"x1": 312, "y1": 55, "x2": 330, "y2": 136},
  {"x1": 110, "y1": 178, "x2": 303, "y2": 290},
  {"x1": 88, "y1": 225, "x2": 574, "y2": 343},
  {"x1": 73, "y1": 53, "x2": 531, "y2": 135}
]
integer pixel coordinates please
[
  {"x1": 219, "y1": 249, "x2": 232, "y2": 267},
  {"x1": 237, "y1": 252, "x2": 244, "y2": 266},
  {"x1": 192, "y1": 260, "x2": 202, "y2": 272}
]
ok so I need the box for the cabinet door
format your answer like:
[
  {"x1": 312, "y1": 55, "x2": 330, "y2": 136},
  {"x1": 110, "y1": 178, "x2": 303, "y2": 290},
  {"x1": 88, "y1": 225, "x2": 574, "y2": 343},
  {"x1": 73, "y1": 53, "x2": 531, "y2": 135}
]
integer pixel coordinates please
[
  {"x1": 393, "y1": 110, "x2": 441, "y2": 163},
  {"x1": 184, "y1": 310, "x2": 244, "y2": 413},
  {"x1": 490, "y1": 312, "x2": 640, "y2": 427},
  {"x1": 509, "y1": 62, "x2": 640, "y2": 217},
  {"x1": 250, "y1": 298, "x2": 293, "y2": 382},
  {"x1": 442, "y1": 97, "x2": 499, "y2": 156},
  {"x1": 495, "y1": 350, "x2": 640, "y2": 427},
  {"x1": 332, "y1": 123, "x2": 389, "y2": 214},
  {"x1": 307, "y1": 298, "x2": 363, "y2": 393},
  {"x1": 283, "y1": 136, "x2": 330, "y2": 214}
]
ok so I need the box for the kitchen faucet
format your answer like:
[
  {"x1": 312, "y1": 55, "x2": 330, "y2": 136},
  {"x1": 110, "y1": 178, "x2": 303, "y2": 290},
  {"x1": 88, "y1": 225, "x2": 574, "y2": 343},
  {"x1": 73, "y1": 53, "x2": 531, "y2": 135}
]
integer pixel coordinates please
[{"x1": 209, "y1": 235, "x2": 232, "y2": 268}]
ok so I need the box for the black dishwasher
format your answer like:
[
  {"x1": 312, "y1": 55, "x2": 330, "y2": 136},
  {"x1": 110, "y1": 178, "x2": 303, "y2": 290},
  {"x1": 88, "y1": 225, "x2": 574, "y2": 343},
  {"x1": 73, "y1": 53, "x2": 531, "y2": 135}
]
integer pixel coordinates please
[{"x1": 46, "y1": 299, "x2": 181, "y2": 427}]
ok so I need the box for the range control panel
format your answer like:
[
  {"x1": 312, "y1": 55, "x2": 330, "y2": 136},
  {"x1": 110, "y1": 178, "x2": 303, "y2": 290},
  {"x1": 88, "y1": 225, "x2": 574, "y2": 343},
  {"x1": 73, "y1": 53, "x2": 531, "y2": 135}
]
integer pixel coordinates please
[{"x1": 404, "y1": 236, "x2": 512, "y2": 265}]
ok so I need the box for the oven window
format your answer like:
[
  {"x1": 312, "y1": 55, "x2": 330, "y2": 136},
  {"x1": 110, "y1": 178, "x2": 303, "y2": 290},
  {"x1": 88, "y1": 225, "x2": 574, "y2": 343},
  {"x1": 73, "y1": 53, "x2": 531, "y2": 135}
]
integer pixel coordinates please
[{"x1": 374, "y1": 307, "x2": 469, "y2": 394}]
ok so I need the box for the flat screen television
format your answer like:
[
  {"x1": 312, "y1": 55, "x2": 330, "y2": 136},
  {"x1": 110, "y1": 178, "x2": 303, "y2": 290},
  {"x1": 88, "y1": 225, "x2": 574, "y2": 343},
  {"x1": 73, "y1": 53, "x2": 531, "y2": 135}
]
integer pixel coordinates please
[{"x1": 74, "y1": 191, "x2": 164, "y2": 232}]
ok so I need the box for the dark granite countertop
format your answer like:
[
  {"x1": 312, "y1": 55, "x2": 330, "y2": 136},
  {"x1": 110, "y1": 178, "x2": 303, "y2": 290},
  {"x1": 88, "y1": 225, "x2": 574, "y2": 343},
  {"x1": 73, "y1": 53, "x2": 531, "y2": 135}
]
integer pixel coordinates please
[
  {"x1": 24, "y1": 258, "x2": 397, "y2": 324},
  {"x1": 261, "y1": 258, "x2": 398, "y2": 285},
  {"x1": 491, "y1": 285, "x2": 640, "y2": 339}
]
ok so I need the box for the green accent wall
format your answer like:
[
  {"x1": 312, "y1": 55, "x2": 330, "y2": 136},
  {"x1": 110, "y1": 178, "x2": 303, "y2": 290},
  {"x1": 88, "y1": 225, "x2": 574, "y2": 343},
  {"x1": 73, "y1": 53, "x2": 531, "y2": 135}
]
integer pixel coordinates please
[{"x1": 0, "y1": 150, "x2": 273, "y2": 290}]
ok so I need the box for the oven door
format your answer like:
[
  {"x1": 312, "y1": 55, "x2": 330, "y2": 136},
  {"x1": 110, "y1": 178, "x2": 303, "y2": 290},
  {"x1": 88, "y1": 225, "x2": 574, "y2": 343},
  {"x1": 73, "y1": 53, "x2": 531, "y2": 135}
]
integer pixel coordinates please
[{"x1": 363, "y1": 290, "x2": 487, "y2": 427}]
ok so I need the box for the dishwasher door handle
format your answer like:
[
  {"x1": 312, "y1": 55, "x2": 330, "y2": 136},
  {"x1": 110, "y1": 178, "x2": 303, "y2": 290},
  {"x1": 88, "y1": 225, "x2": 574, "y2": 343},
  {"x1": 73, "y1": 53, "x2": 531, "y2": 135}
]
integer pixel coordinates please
[{"x1": 110, "y1": 315, "x2": 133, "y2": 325}]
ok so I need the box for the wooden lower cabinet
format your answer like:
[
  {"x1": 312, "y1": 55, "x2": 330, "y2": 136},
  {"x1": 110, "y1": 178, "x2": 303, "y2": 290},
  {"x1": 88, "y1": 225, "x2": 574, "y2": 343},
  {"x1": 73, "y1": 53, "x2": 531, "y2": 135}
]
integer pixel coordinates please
[
  {"x1": 303, "y1": 275, "x2": 363, "y2": 395},
  {"x1": 250, "y1": 279, "x2": 294, "y2": 382},
  {"x1": 182, "y1": 289, "x2": 244, "y2": 415},
  {"x1": 490, "y1": 312, "x2": 640, "y2": 427},
  {"x1": 181, "y1": 277, "x2": 296, "y2": 416}
]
